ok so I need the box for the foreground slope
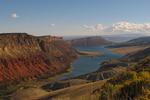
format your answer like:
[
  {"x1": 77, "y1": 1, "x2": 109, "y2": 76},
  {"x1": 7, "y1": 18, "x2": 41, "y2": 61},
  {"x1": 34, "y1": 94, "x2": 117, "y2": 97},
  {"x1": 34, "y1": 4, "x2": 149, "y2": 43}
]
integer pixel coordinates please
[
  {"x1": 0, "y1": 33, "x2": 77, "y2": 86},
  {"x1": 99, "y1": 56, "x2": 150, "y2": 100},
  {"x1": 11, "y1": 80, "x2": 106, "y2": 100}
]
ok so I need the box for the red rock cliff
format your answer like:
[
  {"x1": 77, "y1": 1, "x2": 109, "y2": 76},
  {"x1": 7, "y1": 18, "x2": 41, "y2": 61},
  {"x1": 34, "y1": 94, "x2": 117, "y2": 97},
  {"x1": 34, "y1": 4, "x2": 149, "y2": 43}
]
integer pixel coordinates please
[{"x1": 0, "y1": 33, "x2": 77, "y2": 85}]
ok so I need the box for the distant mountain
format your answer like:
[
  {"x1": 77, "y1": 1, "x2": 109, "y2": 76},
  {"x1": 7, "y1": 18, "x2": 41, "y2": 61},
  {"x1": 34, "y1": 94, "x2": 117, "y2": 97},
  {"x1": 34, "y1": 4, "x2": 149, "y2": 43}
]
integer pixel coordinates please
[
  {"x1": 68, "y1": 36, "x2": 112, "y2": 47},
  {"x1": 103, "y1": 33, "x2": 145, "y2": 43},
  {"x1": 127, "y1": 36, "x2": 150, "y2": 44},
  {"x1": 108, "y1": 36, "x2": 150, "y2": 48},
  {"x1": 64, "y1": 35, "x2": 88, "y2": 40}
]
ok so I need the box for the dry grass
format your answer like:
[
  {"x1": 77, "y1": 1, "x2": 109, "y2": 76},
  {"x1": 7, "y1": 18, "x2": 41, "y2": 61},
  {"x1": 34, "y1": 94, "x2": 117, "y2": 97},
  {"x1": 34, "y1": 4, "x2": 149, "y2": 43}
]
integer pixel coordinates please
[
  {"x1": 8, "y1": 79, "x2": 107, "y2": 100},
  {"x1": 38, "y1": 80, "x2": 107, "y2": 100},
  {"x1": 10, "y1": 88, "x2": 49, "y2": 100}
]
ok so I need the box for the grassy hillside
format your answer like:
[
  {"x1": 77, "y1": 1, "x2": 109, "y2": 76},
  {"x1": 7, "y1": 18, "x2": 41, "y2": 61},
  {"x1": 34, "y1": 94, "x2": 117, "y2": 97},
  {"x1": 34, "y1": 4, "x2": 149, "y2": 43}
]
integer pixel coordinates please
[{"x1": 99, "y1": 56, "x2": 150, "y2": 100}]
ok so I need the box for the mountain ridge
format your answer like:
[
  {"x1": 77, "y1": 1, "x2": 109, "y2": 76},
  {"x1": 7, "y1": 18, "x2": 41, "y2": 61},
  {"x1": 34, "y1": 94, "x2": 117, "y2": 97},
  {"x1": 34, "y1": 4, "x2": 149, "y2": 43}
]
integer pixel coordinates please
[{"x1": 68, "y1": 36, "x2": 112, "y2": 47}]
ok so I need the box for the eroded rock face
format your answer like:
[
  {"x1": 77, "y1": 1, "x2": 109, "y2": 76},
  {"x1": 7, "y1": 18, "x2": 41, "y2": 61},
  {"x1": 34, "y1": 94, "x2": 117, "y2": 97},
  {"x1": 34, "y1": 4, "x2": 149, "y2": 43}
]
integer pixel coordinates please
[{"x1": 0, "y1": 33, "x2": 77, "y2": 86}]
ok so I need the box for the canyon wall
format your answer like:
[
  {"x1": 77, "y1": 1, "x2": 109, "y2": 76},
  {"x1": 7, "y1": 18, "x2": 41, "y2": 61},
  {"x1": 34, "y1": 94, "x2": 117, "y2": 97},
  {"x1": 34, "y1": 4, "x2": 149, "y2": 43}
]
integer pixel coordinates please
[{"x1": 0, "y1": 33, "x2": 77, "y2": 86}]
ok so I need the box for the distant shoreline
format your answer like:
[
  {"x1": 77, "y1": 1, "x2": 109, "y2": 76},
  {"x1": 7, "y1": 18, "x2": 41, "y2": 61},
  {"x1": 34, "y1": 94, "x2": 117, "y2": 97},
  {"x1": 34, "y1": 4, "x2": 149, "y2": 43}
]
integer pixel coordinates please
[
  {"x1": 108, "y1": 46, "x2": 149, "y2": 55},
  {"x1": 77, "y1": 50, "x2": 102, "y2": 57}
]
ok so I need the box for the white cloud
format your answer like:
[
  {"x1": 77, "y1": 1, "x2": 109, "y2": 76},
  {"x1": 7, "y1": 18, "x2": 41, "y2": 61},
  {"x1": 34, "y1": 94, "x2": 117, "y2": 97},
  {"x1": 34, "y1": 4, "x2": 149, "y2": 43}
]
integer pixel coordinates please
[
  {"x1": 50, "y1": 24, "x2": 55, "y2": 27},
  {"x1": 82, "y1": 21, "x2": 150, "y2": 34},
  {"x1": 11, "y1": 13, "x2": 19, "y2": 19},
  {"x1": 82, "y1": 24, "x2": 95, "y2": 31},
  {"x1": 112, "y1": 21, "x2": 150, "y2": 33},
  {"x1": 95, "y1": 24, "x2": 106, "y2": 31},
  {"x1": 83, "y1": 24, "x2": 106, "y2": 32}
]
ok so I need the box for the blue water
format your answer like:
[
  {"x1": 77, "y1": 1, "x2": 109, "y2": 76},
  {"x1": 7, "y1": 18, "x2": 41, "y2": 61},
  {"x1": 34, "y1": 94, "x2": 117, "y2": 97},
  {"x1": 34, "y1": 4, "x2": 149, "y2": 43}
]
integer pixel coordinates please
[{"x1": 60, "y1": 46, "x2": 123, "y2": 79}]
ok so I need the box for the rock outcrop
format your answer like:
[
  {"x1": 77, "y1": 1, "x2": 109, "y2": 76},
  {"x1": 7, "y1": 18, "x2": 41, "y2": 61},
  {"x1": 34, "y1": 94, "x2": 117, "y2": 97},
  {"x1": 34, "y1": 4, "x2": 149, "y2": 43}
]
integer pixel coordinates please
[{"x1": 0, "y1": 33, "x2": 77, "y2": 86}]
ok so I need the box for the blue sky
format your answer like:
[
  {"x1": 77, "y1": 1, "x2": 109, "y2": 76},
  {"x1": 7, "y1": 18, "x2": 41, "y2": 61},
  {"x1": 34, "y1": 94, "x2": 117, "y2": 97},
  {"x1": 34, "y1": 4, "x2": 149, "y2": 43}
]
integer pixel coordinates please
[{"x1": 1, "y1": 0, "x2": 150, "y2": 36}]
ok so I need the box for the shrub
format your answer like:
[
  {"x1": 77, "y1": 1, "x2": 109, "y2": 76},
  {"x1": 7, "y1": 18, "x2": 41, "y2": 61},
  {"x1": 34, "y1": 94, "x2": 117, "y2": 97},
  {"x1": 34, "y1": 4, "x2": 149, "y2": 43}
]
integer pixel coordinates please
[
  {"x1": 109, "y1": 71, "x2": 137, "y2": 85},
  {"x1": 138, "y1": 71, "x2": 150, "y2": 80},
  {"x1": 99, "y1": 83, "x2": 115, "y2": 100},
  {"x1": 114, "y1": 79, "x2": 150, "y2": 100}
]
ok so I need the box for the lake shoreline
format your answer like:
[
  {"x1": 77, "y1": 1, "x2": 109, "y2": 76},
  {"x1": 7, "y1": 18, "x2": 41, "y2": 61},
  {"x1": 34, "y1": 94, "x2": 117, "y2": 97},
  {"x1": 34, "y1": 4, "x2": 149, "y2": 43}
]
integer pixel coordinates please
[{"x1": 77, "y1": 50, "x2": 102, "y2": 57}]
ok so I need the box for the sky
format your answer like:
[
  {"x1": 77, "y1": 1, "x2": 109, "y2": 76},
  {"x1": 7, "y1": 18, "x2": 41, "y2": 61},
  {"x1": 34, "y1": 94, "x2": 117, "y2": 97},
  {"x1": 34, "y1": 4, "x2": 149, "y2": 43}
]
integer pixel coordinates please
[{"x1": 1, "y1": 0, "x2": 150, "y2": 36}]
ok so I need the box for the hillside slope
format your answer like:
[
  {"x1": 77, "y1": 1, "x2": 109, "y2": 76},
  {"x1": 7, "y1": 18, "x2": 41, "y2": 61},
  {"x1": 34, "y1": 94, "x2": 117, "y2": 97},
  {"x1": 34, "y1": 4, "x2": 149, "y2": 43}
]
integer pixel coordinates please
[
  {"x1": 11, "y1": 80, "x2": 106, "y2": 100},
  {"x1": 123, "y1": 47, "x2": 150, "y2": 61},
  {"x1": 0, "y1": 33, "x2": 77, "y2": 86},
  {"x1": 108, "y1": 36, "x2": 150, "y2": 48},
  {"x1": 99, "y1": 56, "x2": 150, "y2": 100}
]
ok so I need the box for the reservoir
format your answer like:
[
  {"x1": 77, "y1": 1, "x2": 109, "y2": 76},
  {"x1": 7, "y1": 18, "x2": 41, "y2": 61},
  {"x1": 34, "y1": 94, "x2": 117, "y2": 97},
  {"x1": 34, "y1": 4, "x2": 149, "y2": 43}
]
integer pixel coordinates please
[{"x1": 61, "y1": 46, "x2": 123, "y2": 79}]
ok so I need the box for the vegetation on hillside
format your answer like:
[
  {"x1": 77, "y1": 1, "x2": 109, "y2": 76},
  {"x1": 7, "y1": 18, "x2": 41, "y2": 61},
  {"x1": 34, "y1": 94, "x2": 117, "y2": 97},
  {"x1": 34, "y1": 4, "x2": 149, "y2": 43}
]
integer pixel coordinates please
[{"x1": 99, "y1": 56, "x2": 150, "y2": 100}]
